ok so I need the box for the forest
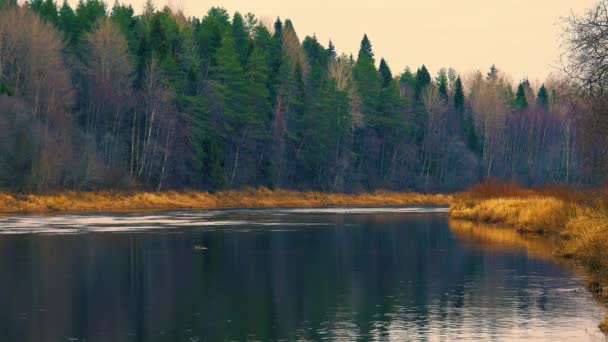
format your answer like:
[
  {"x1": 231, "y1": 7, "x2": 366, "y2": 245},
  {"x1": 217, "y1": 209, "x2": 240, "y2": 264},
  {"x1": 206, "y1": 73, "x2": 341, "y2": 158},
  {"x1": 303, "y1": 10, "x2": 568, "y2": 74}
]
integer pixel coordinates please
[{"x1": 0, "y1": 0, "x2": 606, "y2": 193}]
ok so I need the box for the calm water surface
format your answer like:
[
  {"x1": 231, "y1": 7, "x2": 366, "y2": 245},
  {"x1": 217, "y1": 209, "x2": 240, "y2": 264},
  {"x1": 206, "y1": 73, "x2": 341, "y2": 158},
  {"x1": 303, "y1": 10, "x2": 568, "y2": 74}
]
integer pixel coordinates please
[{"x1": 0, "y1": 208, "x2": 605, "y2": 341}]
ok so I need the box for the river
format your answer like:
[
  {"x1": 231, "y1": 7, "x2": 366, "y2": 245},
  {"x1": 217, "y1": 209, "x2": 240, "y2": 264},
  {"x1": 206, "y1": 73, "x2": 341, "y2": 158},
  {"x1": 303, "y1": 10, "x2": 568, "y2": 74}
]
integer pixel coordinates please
[{"x1": 0, "y1": 208, "x2": 604, "y2": 341}]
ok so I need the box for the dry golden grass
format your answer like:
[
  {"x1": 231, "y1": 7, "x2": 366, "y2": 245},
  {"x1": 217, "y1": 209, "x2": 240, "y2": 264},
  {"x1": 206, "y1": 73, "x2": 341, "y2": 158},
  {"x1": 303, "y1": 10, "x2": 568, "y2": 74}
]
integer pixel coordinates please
[
  {"x1": 451, "y1": 181, "x2": 608, "y2": 334},
  {"x1": 451, "y1": 197, "x2": 569, "y2": 232},
  {"x1": 600, "y1": 316, "x2": 608, "y2": 335},
  {"x1": 0, "y1": 188, "x2": 452, "y2": 214}
]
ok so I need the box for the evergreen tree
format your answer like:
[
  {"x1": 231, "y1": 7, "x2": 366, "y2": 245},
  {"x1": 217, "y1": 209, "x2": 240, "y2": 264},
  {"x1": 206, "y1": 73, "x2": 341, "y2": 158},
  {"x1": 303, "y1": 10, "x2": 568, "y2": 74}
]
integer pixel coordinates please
[
  {"x1": 28, "y1": 0, "x2": 59, "y2": 24},
  {"x1": 214, "y1": 34, "x2": 248, "y2": 122},
  {"x1": 213, "y1": 33, "x2": 251, "y2": 185},
  {"x1": 76, "y1": 0, "x2": 107, "y2": 33},
  {"x1": 454, "y1": 76, "x2": 478, "y2": 152},
  {"x1": 454, "y1": 76, "x2": 465, "y2": 114},
  {"x1": 149, "y1": 13, "x2": 170, "y2": 62},
  {"x1": 191, "y1": 99, "x2": 224, "y2": 189},
  {"x1": 487, "y1": 64, "x2": 498, "y2": 81},
  {"x1": 415, "y1": 65, "x2": 431, "y2": 100},
  {"x1": 537, "y1": 84, "x2": 549, "y2": 110},
  {"x1": 353, "y1": 34, "x2": 382, "y2": 125},
  {"x1": 110, "y1": 2, "x2": 136, "y2": 49},
  {"x1": 358, "y1": 34, "x2": 374, "y2": 60},
  {"x1": 196, "y1": 7, "x2": 230, "y2": 76},
  {"x1": 515, "y1": 81, "x2": 528, "y2": 110},
  {"x1": 245, "y1": 46, "x2": 271, "y2": 133},
  {"x1": 379, "y1": 58, "x2": 393, "y2": 88},
  {"x1": 303, "y1": 35, "x2": 328, "y2": 76},
  {"x1": 232, "y1": 12, "x2": 251, "y2": 66},
  {"x1": 436, "y1": 68, "x2": 448, "y2": 101},
  {"x1": 399, "y1": 67, "x2": 416, "y2": 88},
  {"x1": 327, "y1": 40, "x2": 336, "y2": 59},
  {"x1": 58, "y1": 0, "x2": 79, "y2": 47}
]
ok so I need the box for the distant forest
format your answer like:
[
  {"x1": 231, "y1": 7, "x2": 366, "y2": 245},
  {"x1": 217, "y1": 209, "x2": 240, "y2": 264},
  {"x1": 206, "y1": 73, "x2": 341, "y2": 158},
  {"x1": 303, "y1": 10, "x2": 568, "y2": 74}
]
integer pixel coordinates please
[{"x1": 0, "y1": 0, "x2": 605, "y2": 192}]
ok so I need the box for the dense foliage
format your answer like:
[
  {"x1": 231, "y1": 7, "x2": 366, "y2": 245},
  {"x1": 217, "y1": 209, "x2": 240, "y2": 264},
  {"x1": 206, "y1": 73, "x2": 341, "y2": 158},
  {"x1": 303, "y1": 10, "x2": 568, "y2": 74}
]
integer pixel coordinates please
[{"x1": 0, "y1": 1, "x2": 602, "y2": 192}]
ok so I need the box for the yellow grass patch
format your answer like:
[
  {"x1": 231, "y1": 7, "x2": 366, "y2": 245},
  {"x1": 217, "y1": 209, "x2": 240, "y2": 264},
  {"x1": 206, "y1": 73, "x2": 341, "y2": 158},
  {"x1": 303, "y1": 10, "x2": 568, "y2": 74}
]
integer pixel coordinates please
[
  {"x1": 450, "y1": 183, "x2": 608, "y2": 334},
  {"x1": 0, "y1": 188, "x2": 453, "y2": 214},
  {"x1": 450, "y1": 197, "x2": 569, "y2": 232}
]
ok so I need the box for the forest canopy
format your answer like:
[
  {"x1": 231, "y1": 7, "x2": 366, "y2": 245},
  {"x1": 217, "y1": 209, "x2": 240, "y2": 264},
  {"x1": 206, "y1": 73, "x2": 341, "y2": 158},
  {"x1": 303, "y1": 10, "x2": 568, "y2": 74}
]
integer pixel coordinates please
[{"x1": 0, "y1": 0, "x2": 604, "y2": 193}]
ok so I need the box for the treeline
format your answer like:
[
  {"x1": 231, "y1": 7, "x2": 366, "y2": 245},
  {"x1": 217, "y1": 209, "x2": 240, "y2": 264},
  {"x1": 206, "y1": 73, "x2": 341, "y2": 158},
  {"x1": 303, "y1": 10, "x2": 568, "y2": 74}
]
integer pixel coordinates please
[{"x1": 0, "y1": 0, "x2": 602, "y2": 193}]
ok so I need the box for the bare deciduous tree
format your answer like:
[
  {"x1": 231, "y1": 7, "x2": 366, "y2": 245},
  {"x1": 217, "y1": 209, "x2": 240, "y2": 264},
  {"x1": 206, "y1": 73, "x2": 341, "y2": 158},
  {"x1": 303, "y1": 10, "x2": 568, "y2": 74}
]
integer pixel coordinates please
[{"x1": 563, "y1": 0, "x2": 608, "y2": 179}]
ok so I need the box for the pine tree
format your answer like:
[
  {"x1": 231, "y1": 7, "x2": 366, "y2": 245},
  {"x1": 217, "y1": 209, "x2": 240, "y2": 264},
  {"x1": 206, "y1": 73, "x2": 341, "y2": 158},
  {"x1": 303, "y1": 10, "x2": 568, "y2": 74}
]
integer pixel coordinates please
[
  {"x1": 378, "y1": 58, "x2": 393, "y2": 88},
  {"x1": 110, "y1": 2, "x2": 136, "y2": 49},
  {"x1": 28, "y1": 0, "x2": 59, "y2": 24},
  {"x1": 214, "y1": 34, "x2": 248, "y2": 122},
  {"x1": 358, "y1": 34, "x2": 374, "y2": 61},
  {"x1": 245, "y1": 46, "x2": 271, "y2": 130},
  {"x1": 232, "y1": 12, "x2": 251, "y2": 66},
  {"x1": 58, "y1": 0, "x2": 79, "y2": 47},
  {"x1": 191, "y1": 99, "x2": 224, "y2": 189},
  {"x1": 214, "y1": 33, "x2": 250, "y2": 185},
  {"x1": 454, "y1": 76, "x2": 465, "y2": 114},
  {"x1": 487, "y1": 64, "x2": 498, "y2": 81},
  {"x1": 399, "y1": 67, "x2": 416, "y2": 88},
  {"x1": 537, "y1": 84, "x2": 549, "y2": 110},
  {"x1": 149, "y1": 14, "x2": 169, "y2": 62},
  {"x1": 196, "y1": 7, "x2": 230, "y2": 76},
  {"x1": 436, "y1": 68, "x2": 448, "y2": 101},
  {"x1": 273, "y1": 18, "x2": 282, "y2": 41},
  {"x1": 353, "y1": 34, "x2": 382, "y2": 125},
  {"x1": 515, "y1": 81, "x2": 528, "y2": 110},
  {"x1": 76, "y1": 0, "x2": 107, "y2": 33},
  {"x1": 327, "y1": 40, "x2": 336, "y2": 59},
  {"x1": 415, "y1": 65, "x2": 431, "y2": 100}
]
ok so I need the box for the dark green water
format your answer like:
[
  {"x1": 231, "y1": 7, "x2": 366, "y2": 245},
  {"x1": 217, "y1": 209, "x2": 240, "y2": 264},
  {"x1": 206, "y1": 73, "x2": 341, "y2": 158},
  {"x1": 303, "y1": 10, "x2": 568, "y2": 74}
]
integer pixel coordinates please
[{"x1": 0, "y1": 208, "x2": 604, "y2": 341}]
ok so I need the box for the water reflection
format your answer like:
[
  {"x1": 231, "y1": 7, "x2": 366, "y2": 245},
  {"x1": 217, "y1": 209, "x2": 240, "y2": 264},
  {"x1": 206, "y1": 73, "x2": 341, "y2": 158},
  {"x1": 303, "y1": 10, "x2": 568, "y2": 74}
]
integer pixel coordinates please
[{"x1": 0, "y1": 210, "x2": 604, "y2": 341}]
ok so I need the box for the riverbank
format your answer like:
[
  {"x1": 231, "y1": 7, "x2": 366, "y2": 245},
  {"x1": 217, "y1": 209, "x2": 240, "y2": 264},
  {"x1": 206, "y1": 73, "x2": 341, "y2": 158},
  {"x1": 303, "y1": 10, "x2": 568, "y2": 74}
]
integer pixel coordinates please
[
  {"x1": 450, "y1": 182, "x2": 608, "y2": 334},
  {"x1": 0, "y1": 188, "x2": 452, "y2": 214}
]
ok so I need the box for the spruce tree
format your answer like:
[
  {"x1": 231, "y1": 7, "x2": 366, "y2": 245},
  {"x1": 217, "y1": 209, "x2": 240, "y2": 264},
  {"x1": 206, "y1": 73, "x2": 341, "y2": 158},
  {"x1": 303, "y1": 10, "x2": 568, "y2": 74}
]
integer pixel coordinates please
[
  {"x1": 232, "y1": 12, "x2": 251, "y2": 66},
  {"x1": 353, "y1": 34, "x2": 382, "y2": 126},
  {"x1": 415, "y1": 65, "x2": 431, "y2": 100},
  {"x1": 214, "y1": 34, "x2": 248, "y2": 125},
  {"x1": 487, "y1": 64, "x2": 498, "y2": 81},
  {"x1": 379, "y1": 58, "x2": 393, "y2": 88},
  {"x1": 110, "y1": 2, "x2": 136, "y2": 49},
  {"x1": 58, "y1": 0, "x2": 78, "y2": 47},
  {"x1": 537, "y1": 84, "x2": 549, "y2": 110},
  {"x1": 358, "y1": 34, "x2": 374, "y2": 60},
  {"x1": 245, "y1": 47, "x2": 271, "y2": 130},
  {"x1": 197, "y1": 8, "x2": 231, "y2": 76},
  {"x1": 149, "y1": 14, "x2": 170, "y2": 62},
  {"x1": 436, "y1": 68, "x2": 448, "y2": 101},
  {"x1": 327, "y1": 40, "x2": 336, "y2": 59},
  {"x1": 515, "y1": 82, "x2": 528, "y2": 110},
  {"x1": 454, "y1": 76, "x2": 465, "y2": 114},
  {"x1": 75, "y1": 0, "x2": 107, "y2": 33},
  {"x1": 399, "y1": 67, "x2": 416, "y2": 88}
]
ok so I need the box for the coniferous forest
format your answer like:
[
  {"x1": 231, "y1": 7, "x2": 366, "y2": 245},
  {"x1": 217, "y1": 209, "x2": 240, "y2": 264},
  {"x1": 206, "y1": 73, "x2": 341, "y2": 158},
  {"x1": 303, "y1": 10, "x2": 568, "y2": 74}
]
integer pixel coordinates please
[{"x1": 0, "y1": 0, "x2": 606, "y2": 193}]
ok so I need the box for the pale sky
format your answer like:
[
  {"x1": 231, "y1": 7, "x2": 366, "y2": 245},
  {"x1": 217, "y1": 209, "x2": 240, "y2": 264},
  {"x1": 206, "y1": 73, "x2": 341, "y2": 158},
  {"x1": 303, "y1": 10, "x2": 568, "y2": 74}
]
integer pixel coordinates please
[{"x1": 79, "y1": 0, "x2": 599, "y2": 82}]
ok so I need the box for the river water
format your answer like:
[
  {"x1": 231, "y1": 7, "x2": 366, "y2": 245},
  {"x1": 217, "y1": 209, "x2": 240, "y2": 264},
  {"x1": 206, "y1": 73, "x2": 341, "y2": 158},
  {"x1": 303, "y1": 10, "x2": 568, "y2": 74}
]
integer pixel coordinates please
[{"x1": 0, "y1": 208, "x2": 604, "y2": 341}]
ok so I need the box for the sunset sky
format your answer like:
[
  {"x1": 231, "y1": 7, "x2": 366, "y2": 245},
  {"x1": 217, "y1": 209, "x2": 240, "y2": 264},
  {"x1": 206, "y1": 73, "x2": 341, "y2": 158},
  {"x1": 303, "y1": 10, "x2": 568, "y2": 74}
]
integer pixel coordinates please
[{"x1": 71, "y1": 0, "x2": 597, "y2": 82}]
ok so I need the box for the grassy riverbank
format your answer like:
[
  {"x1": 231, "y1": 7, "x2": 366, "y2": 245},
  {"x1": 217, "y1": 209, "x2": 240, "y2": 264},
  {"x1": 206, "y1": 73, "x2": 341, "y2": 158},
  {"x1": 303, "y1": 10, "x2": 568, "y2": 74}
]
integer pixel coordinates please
[
  {"x1": 0, "y1": 188, "x2": 452, "y2": 214},
  {"x1": 450, "y1": 182, "x2": 608, "y2": 334}
]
